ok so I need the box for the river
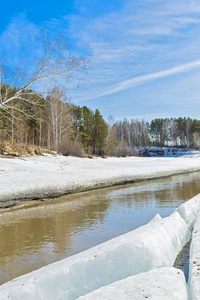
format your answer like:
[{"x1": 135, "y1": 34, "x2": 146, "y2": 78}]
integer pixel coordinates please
[{"x1": 0, "y1": 171, "x2": 200, "y2": 285}]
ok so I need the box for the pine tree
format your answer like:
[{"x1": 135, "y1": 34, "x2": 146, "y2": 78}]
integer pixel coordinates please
[
  {"x1": 81, "y1": 106, "x2": 94, "y2": 153},
  {"x1": 72, "y1": 105, "x2": 83, "y2": 141},
  {"x1": 93, "y1": 109, "x2": 108, "y2": 155}
]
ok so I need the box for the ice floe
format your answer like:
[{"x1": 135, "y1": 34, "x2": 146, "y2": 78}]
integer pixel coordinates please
[
  {"x1": 78, "y1": 267, "x2": 188, "y2": 300},
  {"x1": 176, "y1": 193, "x2": 200, "y2": 232},
  {"x1": 189, "y1": 208, "x2": 200, "y2": 300}
]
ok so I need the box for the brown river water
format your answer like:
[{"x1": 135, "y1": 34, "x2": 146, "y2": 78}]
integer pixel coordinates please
[{"x1": 0, "y1": 171, "x2": 200, "y2": 285}]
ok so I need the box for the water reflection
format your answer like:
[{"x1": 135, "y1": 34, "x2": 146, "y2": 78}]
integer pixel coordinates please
[{"x1": 0, "y1": 172, "x2": 200, "y2": 284}]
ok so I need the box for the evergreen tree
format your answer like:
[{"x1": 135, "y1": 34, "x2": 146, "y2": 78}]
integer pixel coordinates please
[
  {"x1": 72, "y1": 105, "x2": 83, "y2": 141},
  {"x1": 93, "y1": 109, "x2": 108, "y2": 155},
  {"x1": 81, "y1": 106, "x2": 94, "y2": 153},
  {"x1": 150, "y1": 118, "x2": 164, "y2": 146}
]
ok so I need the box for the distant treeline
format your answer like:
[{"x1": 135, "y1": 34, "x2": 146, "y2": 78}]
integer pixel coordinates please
[
  {"x1": 0, "y1": 84, "x2": 200, "y2": 156},
  {"x1": 113, "y1": 117, "x2": 200, "y2": 151}
]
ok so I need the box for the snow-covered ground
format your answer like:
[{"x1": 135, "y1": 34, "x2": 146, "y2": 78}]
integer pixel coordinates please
[
  {"x1": 0, "y1": 194, "x2": 200, "y2": 299},
  {"x1": 0, "y1": 151, "x2": 200, "y2": 202}
]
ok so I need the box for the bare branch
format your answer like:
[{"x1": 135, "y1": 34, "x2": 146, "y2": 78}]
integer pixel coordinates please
[{"x1": 0, "y1": 29, "x2": 89, "y2": 118}]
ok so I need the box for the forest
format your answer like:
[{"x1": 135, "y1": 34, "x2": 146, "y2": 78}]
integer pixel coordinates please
[{"x1": 0, "y1": 83, "x2": 200, "y2": 157}]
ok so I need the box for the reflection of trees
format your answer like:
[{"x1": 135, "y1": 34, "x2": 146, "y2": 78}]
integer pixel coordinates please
[
  {"x1": 0, "y1": 191, "x2": 111, "y2": 284},
  {"x1": 152, "y1": 175, "x2": 200, "y2": 208},
  {"x1": 108, "y1": 172, "x2": 200, "y2": 210}
]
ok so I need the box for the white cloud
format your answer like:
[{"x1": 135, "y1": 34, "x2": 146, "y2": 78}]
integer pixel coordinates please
[
  {"x1": 73, "y1": 60, "x2": 200, "y2": 102},
  {"x1": 0, "y1": 13, "x2": 40, "y2": 66}
]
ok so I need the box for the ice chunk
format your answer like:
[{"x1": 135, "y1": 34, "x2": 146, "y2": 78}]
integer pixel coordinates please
[
  {"x1": 149, "y1": 213, "x2": 162, "y2": 222},
  {"x1": 176, "y1": 194, "x2": 200, "y2": 232},
  {"x1": 0, "y1": 211, "x2": 190, "y2": 300},
  {"x1": 78, "y1": 267, "x2": 188, "y2": 300},
  {"x1": 188, "y1": 209, "x2": 200, "y2": 299}
]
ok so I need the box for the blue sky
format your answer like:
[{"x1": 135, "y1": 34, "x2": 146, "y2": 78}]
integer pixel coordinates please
[{"x1": 1, "y1": 0, "x2": 200, "y2": 121}]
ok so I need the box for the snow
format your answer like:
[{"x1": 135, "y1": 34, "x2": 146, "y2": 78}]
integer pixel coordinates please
[
  {"x1": 0, "y1": 206, "x2": 192, "y2": 299},
  {"x1": 77, "y1": 267, "x2": 188, "y2": 300},
  {"x1": 0, "y1": 153, "x2": 200, "y2": 202},
  {"x1": 188, "y1": 209, "x2": 200, "y2": 300}
]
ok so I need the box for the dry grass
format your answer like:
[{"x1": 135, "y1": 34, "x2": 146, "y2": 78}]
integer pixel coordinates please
[{"x1": 0, "y1": 141, "x2": 45, "y2": 157}]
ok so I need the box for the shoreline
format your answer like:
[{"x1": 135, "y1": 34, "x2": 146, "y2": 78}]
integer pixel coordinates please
[
  {"x1": 0, "y1": 168, "x2": 199, "y2": 213},
  {"x1": 0, "y1": 169, "x2": 199, "y2": 211},
  {"x1": 0, "y1": 154, "x2": 200, "y2": 205}
]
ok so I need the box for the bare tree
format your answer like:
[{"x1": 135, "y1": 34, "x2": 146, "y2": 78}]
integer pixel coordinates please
[
  {"x1": 161, "y1": 118, "x2": 169, "y2": 147},
  {"x1": 186, "y1": 118, "x2": 191, "y2": 148},
  {"x1": 141, "y1": 119, "x2": 149, "y2": 149},
  {"x1": 169, "y1": 118, "x2": 178, "y2": 146},
  {"x1": 123, "y1": 118, "x2": 131, "y2": 147},
  {"x1": 193, "y1": 132, "x2": 200, "y2": 149},
  {"x1": 0, "y1": 29, "x2": 88, "y2": 117},
  {"x1": 46, "y1": 88, "x2": 72, "y2": 151},
  {"x1": 105, "y1": 115, "x2": 116, "y2": 155}
]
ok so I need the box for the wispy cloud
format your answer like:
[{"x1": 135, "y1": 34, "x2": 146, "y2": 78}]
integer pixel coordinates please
[
  {"x1": 0, "y1": 13, "x2": 40, "y2": 66},
  {"x1": 65, "y1": 0, "x2": 200, "y2": 120},
  {"x1": 73, "y1": 60, "x2": 200, "y2": 101},
  {"x1": 105, "y1": 60, "x2": 200, "y2": 95},
  {"x1": 65, "y1": 1, "x2": 200, "y2": 81}
]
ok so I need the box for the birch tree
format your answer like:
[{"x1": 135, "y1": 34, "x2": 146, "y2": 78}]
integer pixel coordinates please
[
  {"x1": 186, "y1": 118, "x2": 191, "y2": 148},
  {"x1": 105, "y1": 115, "x2": 116, "y2": 155},
  {"x1": 46, "y1": 88, "x2": 72, "y2": 151},
  {"x1": 0, "y1": 29, "x2": 88, "y2": 118}
]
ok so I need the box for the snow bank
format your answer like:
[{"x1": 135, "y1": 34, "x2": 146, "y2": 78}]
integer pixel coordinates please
[
  {"x1": 0, "y1": 154, "x2": 200, "y2": 202},
  {"x1": 0, "y1": 210, "x2": 191, "y2": 300},
  {"x1": 188, "y1": 209, "x2": 200, "y2": 300},
  {"x1": 78, "y1": 267, "x2": 188, "y2": 300}
]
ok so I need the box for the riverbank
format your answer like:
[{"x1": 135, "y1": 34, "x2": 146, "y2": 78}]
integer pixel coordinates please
[{"x1": 1, "y1": 152, "x2": 200, "y2": 203}]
